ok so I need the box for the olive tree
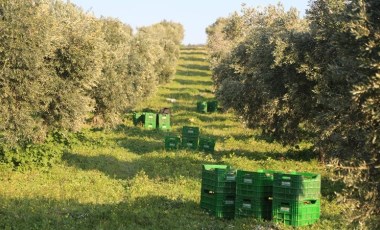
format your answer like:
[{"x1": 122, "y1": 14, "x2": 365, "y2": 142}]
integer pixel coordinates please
[
  {"x1": 138, "y1": 21, "x2": 184, "y2": 84},
  {"x1": 307, "y1": 0, "x2": 379, "y2": 227},
  {"x1": 42, "y1": 1, "x2": 104, "y2": 131},
  {"x1": 0, "y1": 0, "x2": 54, "y2": 145},
  {"x1": 91, "y1": 17, "x2": 133, "y2": 126}
]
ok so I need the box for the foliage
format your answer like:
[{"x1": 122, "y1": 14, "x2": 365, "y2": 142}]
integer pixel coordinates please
[
  {"x1": 306, "y1": 0, "x2": 380, "y2": 227},
  {"x1": 0, "y1": 131, "x2": 70, "y2": 171},
  {"x1": 91, "y1": 17, "x2": 133, "y2": 126},
  {"x1": 0, "y1": 0, "x2": 54, "y2": 145},
  {"x1": 0, "y1": 0, "x2": 184, "y2": 167},
  {"x1": 0, "y1": 0, "x2": 103, "y2": 144},
  {"x1": 91, "y1": 19, "x2": 184, "y2": 127},
  {"x1": 138, "y1": 21, "x2": 184, "y2": 84},
  {"x1": 206, "y1": 1, "x2": 379, "y2": 227},
  {"x1": 207, "y1": 4, "x2": 312, "y2": 144},
  {"x1": 42, "y1": 1, "x2": 104, "y2": 132}
]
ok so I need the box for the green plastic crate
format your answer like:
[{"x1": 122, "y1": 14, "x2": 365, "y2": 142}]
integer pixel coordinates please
[
  {"x1": 164, "y1": 136, "x2": 180, "y2": 150},
  {"x1": 235, "y1": 196, "x2": 272, "y2": 220},
  {"x1": 236, "y1": 184, "x2": 273, "y2": 198},
  {"x1": 200, "y1": 190, "x2": 236, "y2": 208},
  {"x1": 158, "y1": 113, "x2": 170, "y2": 122},
  {"x1": 182, "y1": 126, "x2": 200, "y2": 138},
  {"x1": 202, "y1": 164, "x2": 236, "y2": 183},
  {"x1": 144, "y1": 121, "x2": 156, "y2": 129},
  {"x1": 132, "y1": 112, "x2": 143, "y2": 126},
  {"x1": 272, "y1": 198, "x2": 320, "y2": 227},
  {"x1": 197, "y1": 101, "x2": 208, "y2": 113},
  {"x1": 143, "y1": 112, "x2": 156, "y2": 121},
  {"x1": 236, "y1": 169, "x2": 277, "y2": 186},
  {"x1": 236, "y1": 170, "x2": 278, "y2": 198},
  {"x1": 181, "y1": 136, "x2": 198, "y2": 150},
  {"x1": 273, "y1": 172, "x2": 321, "y2": 200},
  {"x1": 207, "y1": 100, "x2": 218, "y2": 113},
  {"x1": 200, "y1": 189, "x2": 236, "y2": 219},
  {"x1": 201, "y1": 179, "x2": 236, "y2": 194},
  {"x1": 143, "y1": 112, "x2": 157, "y2": 129},
  {"x1": 199, "y1": 137, "x2": 216, "y2": 153},
  {"x1": 157, "y1": 114, "x2": 171, "y2": 130},
  {"x1": 205, "y1": 209, "x2": 235, "y2": 219},
  {"x1": 158, "y1": 122, "x2": 171, "y2": 130}
]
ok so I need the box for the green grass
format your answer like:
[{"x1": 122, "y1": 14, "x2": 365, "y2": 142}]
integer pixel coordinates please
[{"x1": 0, "y1": 46, "x2": 344, "y2": 229}]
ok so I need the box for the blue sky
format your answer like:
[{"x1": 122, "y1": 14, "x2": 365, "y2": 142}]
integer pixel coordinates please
[{"x1": 69, "y1": 0, "x2": 310, "y2": 44}]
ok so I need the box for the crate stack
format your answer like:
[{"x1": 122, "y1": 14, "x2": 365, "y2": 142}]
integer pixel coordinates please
[
  {"x1": 200, "y1": 165, "x2": 236, "y2": 219},
  {"x1": 196, "y1": 101, "x2": 208, "y2": 113},
  {"x1": 133, "y1": 110, "x2": 171, "y2": 130},
  {"x1": 164, "y1": 126, "x2": 217, "y2": 152},
  {"x1": 164, "y1": 136, "x2": 180, "y2": 150},
  {"x1": 143, "y1": 112, "x2": 157, "y2": 129},
  {"x1": 272, "y1": 172, "x2": 321, "y2": 227},
  {"x1": 207, "y1": 100, "x2": 218, "y2": 113},
  {"x1": 235, "y1": 170, "x2": 276, "y2": 220},
  {"x1": 157, "y1": 113, "x2": 171, "y2": 131},
  {"x1": 133, "y1": 112, "x2": 142, "y2": 126},
  {"x1": 196, "y1": 100, "x2": 218, "y2": 113},
  {"x1": 198, "y1": 137, "x2": 216, "y2": 153},
  {"x1": 181, "y1": 126, "x2": 199, "y2": 150}
]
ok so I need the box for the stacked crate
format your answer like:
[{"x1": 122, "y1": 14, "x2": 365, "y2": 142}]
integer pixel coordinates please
[
  {"x1": 272, "y1": 172, "x2": 321, "y2": 227},
  {"x1": 207, "y1": 101, "x2": 218, "y2": 113},
  {"x1": 198, "y1": 137, "x2": 216, "y2": 153},
  {"x1": 181, "y1": 126, "x2": 199, "y2": 150},
  {"x1": 142, "y1": 112, "x2": 157, "y2": 129},
  {"x1": 200, "y1": 164, "x2": 236, "y2": 219},
  {"x1": 157, "y1": 113, "x2": 171, "y2": 131},
  {"x1": 197, "y1": 101, "x2": 208, "y2": 113},
  {"x1": 133, "y1": 112, "x2": 144, "y2": 126},
  {"x1": 164, "y1": 136, "x2": 180, "y2": 150},
  {"x1": 235, "y1": 170, "x2": 276, "y2": 220}
]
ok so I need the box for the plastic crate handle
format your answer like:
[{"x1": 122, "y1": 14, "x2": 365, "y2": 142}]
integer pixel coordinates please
[
  {"x1": 280, "y1": 203, "x2": 290, "y2": 212},
  {"x1": 243, "y1": 174, "x2": 252, "y2": 179},
  {"x1": 303, "y1": 200, "x2": 317, "y2": 204},
  {"x1": 305, "y1": 175, "x2": 318, "y2": 179},
  {"x1": 203, "y1": 189, "x2": 214, "y2": 195}
]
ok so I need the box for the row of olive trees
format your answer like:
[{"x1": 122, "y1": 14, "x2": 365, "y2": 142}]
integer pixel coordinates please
[
  {"x1": 206, "y1": 1, "x2": 379, "y2": 228},
  {"x1": 0, "y1": 0, "x2": 183, "y2": 167}
]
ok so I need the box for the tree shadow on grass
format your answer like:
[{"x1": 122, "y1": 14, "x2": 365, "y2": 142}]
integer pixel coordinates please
[
  {"x1": 180, "y1": 56, "x2": 206, "y2": 62},
  {"x1": 198, "y1": 88, "x2": 214, "y2": 94},
  {"x1": 114, "y1": 125, "x2": 168, "y2": 142},
  {"x1": 62, "y1": 151, "x2": 213, "y2": 181},
  {"x1": 174, "y1": 78, "x2": 212, "y2": 86},
  {"x1": 176, "y1": 70, "x2": 209, "y2": 77},
  {"x1": 179, "y1": 64, "x2": 209, "y2": 71},
  {"x1": 180, "y1": 51, "x2": 207, "y2": 56},
  {"x1": 174, "y1": 111, "x2": 226, "y2": 120},
  {"x1": 214, "y1": 147, "x2": 318, "y2": 162},
  {"x1": 113, "y1": 137, "x2": 163, "y2": 154},
  {"x1": 196, "y1": 114, "x2": 228, "y2": 123},
  {"x1": 160, "y1": 92, "x2": 199, "y2": 101},
  {"x1": 203, "y1": 124, "x2": 236, "y2": 130},
  {"x1": 171, "y1": 103, "x2": 198, "y2": 112},
  {"x1": 0, "y1": 195, "x2": 218, "y2": 230},
  {"x1": 321, "y1": 177, "x2": 345, "y2": 201}
]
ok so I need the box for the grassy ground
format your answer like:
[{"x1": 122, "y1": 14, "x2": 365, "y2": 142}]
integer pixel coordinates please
[{"x1": 0, "y1": 47, "x2": 344, "y2": 229}]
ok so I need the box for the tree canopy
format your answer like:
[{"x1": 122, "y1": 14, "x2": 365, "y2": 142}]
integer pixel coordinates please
[
  {"x1": 206, "y1": 1, "x2": 379, "y2": 227},
  {"x1": 0, "y1": 0, "x2": 184, "y2": 167}
]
